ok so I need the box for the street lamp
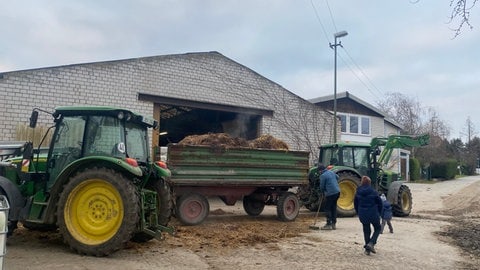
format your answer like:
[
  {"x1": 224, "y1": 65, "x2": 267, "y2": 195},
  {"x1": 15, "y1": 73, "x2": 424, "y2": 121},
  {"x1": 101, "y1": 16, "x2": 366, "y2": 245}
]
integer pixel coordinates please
[{"x1": 329, "y1": 30, "x2": 348, "y2": 143}]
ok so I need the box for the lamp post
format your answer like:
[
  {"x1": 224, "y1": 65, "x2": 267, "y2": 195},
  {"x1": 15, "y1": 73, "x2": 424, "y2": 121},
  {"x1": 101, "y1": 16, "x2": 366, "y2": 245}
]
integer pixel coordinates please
[{"x1": 329, "y1": 30, "x2": 348, "y2": 143}]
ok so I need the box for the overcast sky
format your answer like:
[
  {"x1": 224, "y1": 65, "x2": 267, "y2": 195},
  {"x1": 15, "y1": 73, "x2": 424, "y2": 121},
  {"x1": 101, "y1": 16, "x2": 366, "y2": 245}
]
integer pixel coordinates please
[{"x1": 1, "y1": 1, "x2": 479, "y2": 141}]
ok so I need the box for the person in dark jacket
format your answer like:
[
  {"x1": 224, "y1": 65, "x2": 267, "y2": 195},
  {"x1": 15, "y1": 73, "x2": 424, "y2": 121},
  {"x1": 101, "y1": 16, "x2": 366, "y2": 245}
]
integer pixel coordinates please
[
  {"x1": 318, "y1": 163, "x2": 340, "y2": 230},
  {"x1": 354, "y1": 176, "x2": 383, "y2": 255},
  {"x1": 380, "y1": 194, "x2": 394, "y2": 234}
]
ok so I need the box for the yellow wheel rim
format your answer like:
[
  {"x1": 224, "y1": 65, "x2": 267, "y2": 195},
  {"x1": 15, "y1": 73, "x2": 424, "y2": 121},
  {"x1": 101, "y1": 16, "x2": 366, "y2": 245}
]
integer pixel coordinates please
[
  {"x1": 401, "y1": 191, "x2": 411, "y2": 211},
  {"x1": 338, "y1": 180, "x2": 357, "y2": 211},
  {"x1": 64, "y1": 179, "x2": 124, "y2": 245}
]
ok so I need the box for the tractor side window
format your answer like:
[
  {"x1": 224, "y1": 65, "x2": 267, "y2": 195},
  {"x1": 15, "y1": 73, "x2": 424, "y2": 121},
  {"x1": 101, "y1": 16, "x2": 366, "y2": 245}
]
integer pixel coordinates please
[
  {"x1": 125, "y1": 122, "x2": 148, "y2": 163},
  {"x1": 84, "y1": 116, "x2": 125, "y2": 157},
  {"x1": 320, "y1": 148, "x2": 339, "y2": 166}
]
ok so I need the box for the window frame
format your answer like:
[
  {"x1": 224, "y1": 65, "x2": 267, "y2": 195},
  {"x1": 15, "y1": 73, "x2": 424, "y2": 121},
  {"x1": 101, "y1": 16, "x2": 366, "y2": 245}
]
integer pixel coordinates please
[{"x1": 338, "y1": 113, "x2": 371, "y2": 136}]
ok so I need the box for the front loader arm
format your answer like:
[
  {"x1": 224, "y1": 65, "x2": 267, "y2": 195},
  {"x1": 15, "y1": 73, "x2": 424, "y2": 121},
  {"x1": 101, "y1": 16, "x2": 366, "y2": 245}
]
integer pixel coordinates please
[{"x1": 373, "y1": 134, "x2": 430, "y2": 165}]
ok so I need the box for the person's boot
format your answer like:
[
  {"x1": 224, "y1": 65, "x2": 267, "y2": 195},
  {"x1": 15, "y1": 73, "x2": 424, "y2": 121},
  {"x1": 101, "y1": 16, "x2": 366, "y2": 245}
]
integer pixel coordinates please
[
  {"x1": 366, "y1": 242, "x2": 376, "y2": 254},
  {"x1": 331, "y1": 223, "x2": 336, "y2": 230},
  {"x1": 320, "y1": 224, "x2": 332, "y2": 230}
]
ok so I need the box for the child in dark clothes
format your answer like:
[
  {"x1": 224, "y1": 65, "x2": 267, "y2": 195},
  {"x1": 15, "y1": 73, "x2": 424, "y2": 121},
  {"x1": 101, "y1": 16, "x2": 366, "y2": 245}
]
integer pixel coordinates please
[{"x1": 380, "y1": 194, "x2": 393, "y2": 234}]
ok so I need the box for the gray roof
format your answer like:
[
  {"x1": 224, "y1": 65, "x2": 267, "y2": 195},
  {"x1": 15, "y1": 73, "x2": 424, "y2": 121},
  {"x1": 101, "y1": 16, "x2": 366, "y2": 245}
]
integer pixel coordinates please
[{"x1": 309, "y1": 91, "x2": 402, "y2": 129}]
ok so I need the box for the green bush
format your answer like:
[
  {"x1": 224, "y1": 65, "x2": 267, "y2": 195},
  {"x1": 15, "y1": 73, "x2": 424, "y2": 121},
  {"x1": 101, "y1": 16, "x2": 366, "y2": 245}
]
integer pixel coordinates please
[
  {"x1": 409, "y1": 158, "x2": 421, "y2": 181},
  {"x1": 431, "y1": 159, "x2": 457, "y2": 180}
]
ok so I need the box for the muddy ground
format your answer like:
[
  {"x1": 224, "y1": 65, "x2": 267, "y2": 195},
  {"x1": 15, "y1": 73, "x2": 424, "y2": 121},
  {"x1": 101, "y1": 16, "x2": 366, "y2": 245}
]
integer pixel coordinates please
[{"x1": 4, "y1": 176, "x2": 480, "y2": 270}]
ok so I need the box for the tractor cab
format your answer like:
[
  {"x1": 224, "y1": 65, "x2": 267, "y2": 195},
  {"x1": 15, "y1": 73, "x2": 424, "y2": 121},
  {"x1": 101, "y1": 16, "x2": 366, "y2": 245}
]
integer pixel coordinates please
[
  {"x1": 25, "y1": 107, "x2": 157, "y2": 189},
  {"x1": 319, "y1": 141, "x2": 371, "y2": 178}
]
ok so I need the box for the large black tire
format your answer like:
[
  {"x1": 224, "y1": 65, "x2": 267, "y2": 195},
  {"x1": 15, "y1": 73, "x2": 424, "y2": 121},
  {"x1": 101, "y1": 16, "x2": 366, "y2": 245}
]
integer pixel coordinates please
[
  {"x1": 21, "y1": 221, "x2": 57, "y2": 232},
  {"x1": 392, "y1": 185, "x2": 412, "y2": 217},
  {"x1": 131, "y1": 179, "x2": 172, "y2": 243},
  {"x1": 243, "y1": 195, "x2": 265, "y2": 216},
  {"x1": 277, "y1": 192, "x2": 300, "y2": 222},
  {"x1": 176, "y1": 193, "x2": 209, "y2": 225},
  {"x1": 57, "y1": 167, "x2": 139, "y2": 256},
  {"x1": 337, "y1": 173, "x2": 360, "y2": 217}
]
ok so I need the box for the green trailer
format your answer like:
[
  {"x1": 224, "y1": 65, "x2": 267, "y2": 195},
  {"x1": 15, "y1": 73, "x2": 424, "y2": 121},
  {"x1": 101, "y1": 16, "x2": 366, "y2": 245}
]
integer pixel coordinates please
[{"x1": 165, "y1": 144, "x2": 310, "y2": 225}]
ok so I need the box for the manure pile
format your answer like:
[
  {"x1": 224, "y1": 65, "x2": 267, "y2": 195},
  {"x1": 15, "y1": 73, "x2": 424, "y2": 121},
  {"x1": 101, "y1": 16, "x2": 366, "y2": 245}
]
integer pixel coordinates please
[{"x1": 178, "y1": 133, "x2": 289, "y2": 150}]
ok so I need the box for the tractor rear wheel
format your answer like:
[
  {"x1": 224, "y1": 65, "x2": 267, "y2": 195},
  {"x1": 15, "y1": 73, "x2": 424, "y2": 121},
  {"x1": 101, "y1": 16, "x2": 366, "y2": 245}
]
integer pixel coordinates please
[
  {"x1": 131, "y1": 179, "x2": 172, "y2": 243},
  {"x1": 243, "y1": 195, "x2": 265, "y2": 216},
  {"x1": 392, "y1": 185, "x2": 412, "y2": 217},
  {"x1": 57, "y1": 167, "x2": 139, "y2": 256},
  {"x1": 337, "y1": 173, "x2": 360, "y2": 217},
  {"x1": 277, "y1": 192, "x2": 300, "y2": 221},
  {"x1": 176, "y1": 193, "x2": 209, "y2": 225}
]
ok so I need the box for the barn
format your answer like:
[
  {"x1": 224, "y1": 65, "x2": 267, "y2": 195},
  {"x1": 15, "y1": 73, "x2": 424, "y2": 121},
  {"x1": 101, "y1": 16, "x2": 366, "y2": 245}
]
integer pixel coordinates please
[{"x1": 0, "y1": 51, "x2": 334, "y2": 162}]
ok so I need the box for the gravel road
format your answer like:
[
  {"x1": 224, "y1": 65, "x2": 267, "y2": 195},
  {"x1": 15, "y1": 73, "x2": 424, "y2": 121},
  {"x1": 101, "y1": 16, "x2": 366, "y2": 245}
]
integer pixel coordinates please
[{"x1": 5, "y1": 176, "x2": 480, "y2": 270}]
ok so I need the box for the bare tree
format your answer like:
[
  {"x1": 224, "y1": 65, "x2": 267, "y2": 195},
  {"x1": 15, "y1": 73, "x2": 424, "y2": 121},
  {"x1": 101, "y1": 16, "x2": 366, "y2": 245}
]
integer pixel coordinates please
[
  {"x1": 461, "y1": 116, "x2": 477, "y2": 143},
  {"x1": 448, "y1": 0, "x2": 478, "y2": 37},
  {"x1": 411, "y1": 0, "x2": 477, "y2": 37},
  {"x1": 422, "y1": 107, "x2": 451, "y2": 139},
  {"x1": 376, "y1": 92, "x2": 424, "y2": 135}
]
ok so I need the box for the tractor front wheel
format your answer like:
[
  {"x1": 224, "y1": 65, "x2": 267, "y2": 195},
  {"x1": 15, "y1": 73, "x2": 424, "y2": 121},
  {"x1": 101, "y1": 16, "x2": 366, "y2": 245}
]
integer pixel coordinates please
[
  {"x1": 392, "y1": 185, "x2": 412, "y2": 217},
  {"x1": 57, "y1": 167, "x2": 139, "y2": 256}
]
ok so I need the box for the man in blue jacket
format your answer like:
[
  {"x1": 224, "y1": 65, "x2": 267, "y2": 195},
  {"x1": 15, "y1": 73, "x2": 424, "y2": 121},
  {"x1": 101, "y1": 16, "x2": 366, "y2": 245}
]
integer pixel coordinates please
[
  {"x1": 318, "y1": 163, "x2": 340, "y2": 230},
  {"x1": 354, "y1": 176, "x2": 383, "y2": 255}
]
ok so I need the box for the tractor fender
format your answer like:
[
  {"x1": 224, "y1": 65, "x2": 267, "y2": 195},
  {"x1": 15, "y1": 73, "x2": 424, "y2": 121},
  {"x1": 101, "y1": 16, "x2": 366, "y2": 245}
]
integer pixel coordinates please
[
  {"x1": 0, "y1": 176, "x2": 26, "y2": 220},
  {"x1": 386, "y1": 181, "x2": 404, "y2": 204}
]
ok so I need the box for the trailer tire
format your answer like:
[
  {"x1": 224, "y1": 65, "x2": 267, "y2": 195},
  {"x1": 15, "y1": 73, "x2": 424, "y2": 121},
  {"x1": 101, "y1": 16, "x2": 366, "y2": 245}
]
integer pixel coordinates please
[
  {"x1": 392, "y1": 185, "x2": 412, "y2": 217},
  {"x1": 277, "y1": 192, "x2": 300, "y2": 222},
  {"x1": 243, "y1": 195, "x2": 265, "y2": 216},
  {"x1": 131, "y1": 179, "x2": 172, "y2": 243},
  {"x1": 337, "y1": 173, "x2": 360, "y2": 217},
  {"x1": 57, "y1": 167, "x2": 139, "y2": 256},
  {"x1": 176, "y1": 193, "x2": 209, "y2": 226}
]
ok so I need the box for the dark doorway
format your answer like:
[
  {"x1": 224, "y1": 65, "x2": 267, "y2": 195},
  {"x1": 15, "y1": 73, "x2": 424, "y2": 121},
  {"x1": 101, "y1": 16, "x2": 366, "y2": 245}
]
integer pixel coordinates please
[{"x1": 157, "y1": 105, "x2": 261, "y2": 146}]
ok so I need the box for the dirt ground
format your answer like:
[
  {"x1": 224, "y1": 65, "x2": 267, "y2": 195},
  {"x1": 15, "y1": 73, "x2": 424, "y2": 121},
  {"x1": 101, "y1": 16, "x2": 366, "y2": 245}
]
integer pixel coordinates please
[{"x1": 4, "y1": 176, "x2": 480, "y2": 270}]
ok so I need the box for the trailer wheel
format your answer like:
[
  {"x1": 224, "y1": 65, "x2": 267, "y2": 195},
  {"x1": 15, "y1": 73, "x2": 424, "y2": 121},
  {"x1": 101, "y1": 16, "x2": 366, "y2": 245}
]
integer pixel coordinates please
[
  {"x1": 57, "y1": 167, "x2": 139, "y2": 256},
  {"x1": 337, "y1": 173, "x2": 360, "y2": 217},
  {"x1": 392, "y1": 185, "x2": 412, "y2": 217},
  {"x1": 277, "y1": 192, "x2": 300, "y2": 222},
  {"x1": 176, "y1": 193, "x2": 209, "y2": 225},
  {"x1": 243, "y1": 195, "x2": 265, "y2": 216},
  {"x1": 131, "y1": 179, "x2": 172, "y2": 243}
]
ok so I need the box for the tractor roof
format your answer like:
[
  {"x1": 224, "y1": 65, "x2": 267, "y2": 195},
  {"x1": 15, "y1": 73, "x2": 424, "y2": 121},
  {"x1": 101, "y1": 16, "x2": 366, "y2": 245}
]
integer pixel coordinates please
[
  {"x1": 53, "y1": 106, "x2": 157, "y2": 128},
  {"x1": 320, "y1": 141, "x2": 371, "y2": 149}
]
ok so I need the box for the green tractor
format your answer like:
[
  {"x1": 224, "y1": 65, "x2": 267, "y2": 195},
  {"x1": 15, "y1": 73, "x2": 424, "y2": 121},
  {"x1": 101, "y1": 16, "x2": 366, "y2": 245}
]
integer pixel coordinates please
[
  {"x1": 0, "y1": 106, "x2": 173, "y2": 256},
  {"x1": 302, "y1": 134, "x2": 429, "y2": 217}
]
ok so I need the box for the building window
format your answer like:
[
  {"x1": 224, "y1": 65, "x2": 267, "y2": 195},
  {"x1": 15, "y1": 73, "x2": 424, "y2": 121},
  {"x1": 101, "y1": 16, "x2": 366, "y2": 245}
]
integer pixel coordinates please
[
  {"x1": 361, "y1": 117, "x2": 370, "y2": 135},
  {"x1": 339, "y1": 113, "x2": 370, "y2": 135},
  {"x1": 340, "y1": 115, "x2": 347, "y2": 132}
]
